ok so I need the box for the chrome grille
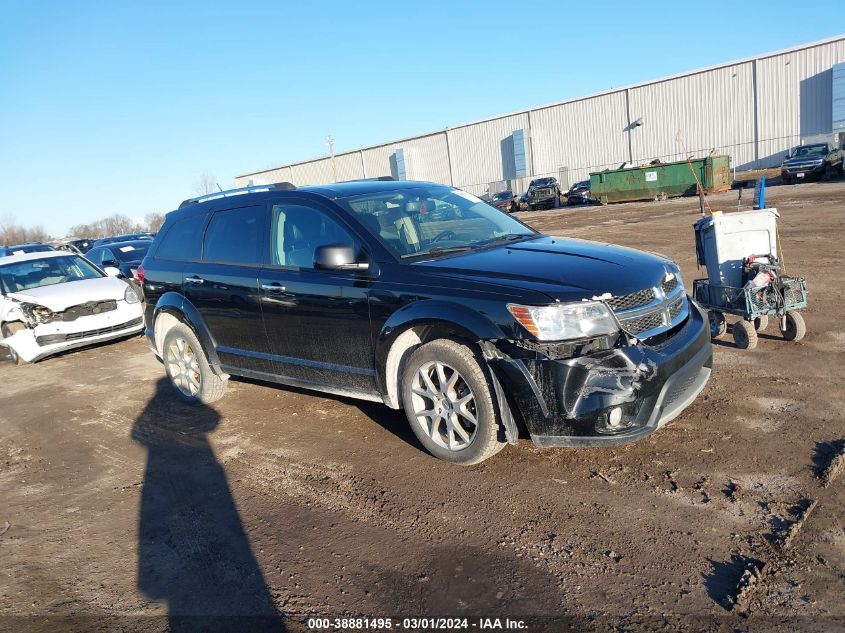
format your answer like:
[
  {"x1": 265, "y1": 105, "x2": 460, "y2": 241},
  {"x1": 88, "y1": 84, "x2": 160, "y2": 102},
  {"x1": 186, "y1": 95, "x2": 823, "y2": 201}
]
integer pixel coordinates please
[
  {"x1": 661, "y1": 276, "x2": 678, "y2": 295},
  {"x1": 605, "y1": 271, "x2": 689, "y2": 340},
  {"x1": 668, "y1": 295, "x2": 685, "y2": 320},
  {"x1": 621, "y1": 311, "x2": 665, "y2": 336},
  {"x1": 605, "y1": 288, "x2": 655, "y2": 312}
]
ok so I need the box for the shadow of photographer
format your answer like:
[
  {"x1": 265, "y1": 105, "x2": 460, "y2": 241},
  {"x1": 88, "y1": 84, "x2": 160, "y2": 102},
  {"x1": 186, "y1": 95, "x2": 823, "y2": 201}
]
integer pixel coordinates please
[{"x1": 131, "y1": 378, "x2": 284, "y2": 632}]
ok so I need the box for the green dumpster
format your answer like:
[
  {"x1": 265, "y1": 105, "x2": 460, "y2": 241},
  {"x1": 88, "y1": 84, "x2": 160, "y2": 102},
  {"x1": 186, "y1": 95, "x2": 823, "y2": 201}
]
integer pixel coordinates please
[{"x1": 590, "y1": 155, "x2": 731, "y2": 204}]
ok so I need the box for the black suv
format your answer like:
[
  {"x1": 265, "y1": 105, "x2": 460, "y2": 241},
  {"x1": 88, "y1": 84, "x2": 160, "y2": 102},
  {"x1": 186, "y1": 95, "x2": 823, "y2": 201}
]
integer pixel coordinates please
[
  {"x1": 525, "y1": 177, "x2": 561, "y2": 210},
  {"x1": 141, "y1": 181, "x2": 712, "y2": 464}
]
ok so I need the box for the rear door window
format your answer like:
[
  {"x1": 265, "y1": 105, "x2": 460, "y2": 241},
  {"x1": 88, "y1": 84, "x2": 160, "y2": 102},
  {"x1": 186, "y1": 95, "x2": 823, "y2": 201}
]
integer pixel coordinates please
[
  {"x1": 156, "y1": 214, "x2": 206, "y2": 261},
  {"x1": 203, "y1": 206, "x2": 266, "y2": 265}
]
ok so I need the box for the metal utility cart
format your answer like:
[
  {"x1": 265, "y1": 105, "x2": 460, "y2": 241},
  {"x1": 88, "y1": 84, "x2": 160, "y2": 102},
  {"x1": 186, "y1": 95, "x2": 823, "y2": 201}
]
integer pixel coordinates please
[{"x1": 692, "y1": 208, "x2": 808, "y2": 350}]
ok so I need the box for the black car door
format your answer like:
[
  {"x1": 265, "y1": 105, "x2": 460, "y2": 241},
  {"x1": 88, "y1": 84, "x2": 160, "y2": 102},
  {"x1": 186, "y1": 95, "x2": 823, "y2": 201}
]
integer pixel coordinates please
[
  {"x1": 258, "y1": 198, "x2": 377, "y2": 394},
  {"x1": 182, "y1": 204, "x2": 274, "y2": 375}
]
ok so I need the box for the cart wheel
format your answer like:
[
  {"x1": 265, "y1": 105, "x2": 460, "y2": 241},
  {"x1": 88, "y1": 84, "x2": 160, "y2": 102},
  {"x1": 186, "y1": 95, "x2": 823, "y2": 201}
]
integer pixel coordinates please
[
  {"x1": 753, "y1": 315, "x2": 769, "y2": 331},
  {"x1": 708, "y1": 312, "x2": 727, "y2": 338},
  {"x1": 733, "y1": 320, "x2": 758, "y2": 350},
  {"x1": 780, "y1": 311, "x2": 806, "y2": 342}
]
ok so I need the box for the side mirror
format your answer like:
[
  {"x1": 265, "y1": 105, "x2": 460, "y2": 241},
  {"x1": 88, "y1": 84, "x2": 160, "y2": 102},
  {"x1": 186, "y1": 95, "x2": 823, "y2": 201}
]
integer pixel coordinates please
[
  {"x1": 103, "y1": 266, "x2": 121, "y2": 277},
  {"x1": 314, "y1": 244, "x2": 369, "y2": 271}
]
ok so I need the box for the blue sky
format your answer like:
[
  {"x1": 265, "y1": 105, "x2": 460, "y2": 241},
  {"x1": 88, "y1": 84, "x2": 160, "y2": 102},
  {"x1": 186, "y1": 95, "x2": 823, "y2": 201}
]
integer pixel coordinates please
[{"x1": 0, "y1": 1, "x2": 841, "y2": 236}]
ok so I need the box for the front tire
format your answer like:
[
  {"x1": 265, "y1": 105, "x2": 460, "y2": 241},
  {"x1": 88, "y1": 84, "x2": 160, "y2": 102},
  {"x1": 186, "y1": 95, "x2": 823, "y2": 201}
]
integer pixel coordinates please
[
  {"x1": 401, "y1": 339, "x2": 506, "y2": 465},
  {"x1": 780, "y1": 311, "x2": 806, "y2": 342},
  {"x1": 162, "y1": 323, "x2": 227, "y2": 404},
  {"x1": 708, "y1": 312, "x2": 727, "y2": 338},
  {"x1": 1, "y1": 323, "x2": 25, "y2": 365},
  {"x1": 733, "y1": 320, "x2": 758, "y2": 350}
]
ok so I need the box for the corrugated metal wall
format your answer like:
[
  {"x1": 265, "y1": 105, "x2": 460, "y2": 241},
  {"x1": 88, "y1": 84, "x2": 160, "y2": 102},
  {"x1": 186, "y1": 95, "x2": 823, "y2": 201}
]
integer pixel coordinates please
[
  {"x1": 445, "y1": 113, "x2": 530, "y2": 190},
  {"x1": 757, "y1": 38, "x2": 845, "y2": 165},
  {"x1": 361, "y1": 133, "x2": 452, "y2": 184},
  {"x1": 236, "y1": 36, "x2": 845, "y2": 194},
  {"x1": 628, "y1": 62, "x2": 756, "y2": 169},
  {"x1": 531, "y1": 92, "x2": 629, "y2": 185}
]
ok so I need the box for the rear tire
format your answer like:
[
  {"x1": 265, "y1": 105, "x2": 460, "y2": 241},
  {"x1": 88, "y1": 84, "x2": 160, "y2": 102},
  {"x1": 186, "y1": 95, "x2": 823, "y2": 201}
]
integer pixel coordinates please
[
  {"x1": 780, "y1": 311, "x2": 806, "y2": 342},
  {"x1": 162, "y1": 323, "x2": 227, "y2": 404},
  {"x1": 733, "y1": 320, "x2": 758, "y2": 350},
  {"x1": 401, "y1": 338, "x2": 506, "y2": 465},
  {"x1": 753, "y1": 315, "x2": 769, "y2": 331}
]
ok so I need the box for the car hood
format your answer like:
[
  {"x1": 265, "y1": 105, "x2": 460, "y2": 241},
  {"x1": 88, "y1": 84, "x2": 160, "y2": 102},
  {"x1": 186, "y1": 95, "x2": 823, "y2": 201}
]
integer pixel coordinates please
[
  {"x1": 783, "y1": 156, "x2": 824, "y2": 165},
  {"x1": 7, "y1": 276, "x2": 128, "y2": 312},
  {"x1": 416, "y1": 235, "x2": 675, "y2": 301}
]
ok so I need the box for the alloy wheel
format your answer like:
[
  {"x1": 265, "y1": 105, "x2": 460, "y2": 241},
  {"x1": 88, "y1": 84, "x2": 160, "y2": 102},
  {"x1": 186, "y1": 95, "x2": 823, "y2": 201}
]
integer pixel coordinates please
[
  {"x1": 410, "y1": 361, "x2": 478, "y2": 451},
  {"x1": 165, "y1": 337, "x2": 201, "y2": 397}
]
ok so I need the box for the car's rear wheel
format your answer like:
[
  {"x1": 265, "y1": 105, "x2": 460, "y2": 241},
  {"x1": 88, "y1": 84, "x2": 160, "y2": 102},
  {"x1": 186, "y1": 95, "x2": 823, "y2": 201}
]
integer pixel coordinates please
[
  {"x1": 162, "y1": 323, "x2": 227, "y2": 404},
  {"x1": 401, "y1": 339, "x2": 506, "y2": 465}
]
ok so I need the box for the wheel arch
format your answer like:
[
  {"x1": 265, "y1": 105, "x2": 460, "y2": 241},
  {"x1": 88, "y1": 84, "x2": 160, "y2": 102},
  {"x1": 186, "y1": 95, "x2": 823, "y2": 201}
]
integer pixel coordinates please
[
  {"x1": 375, "y1": 300, "x2": 505, "y2": 410},
  {"x1": 151, "y1": 293, "x2": 225, "y2": 375}
]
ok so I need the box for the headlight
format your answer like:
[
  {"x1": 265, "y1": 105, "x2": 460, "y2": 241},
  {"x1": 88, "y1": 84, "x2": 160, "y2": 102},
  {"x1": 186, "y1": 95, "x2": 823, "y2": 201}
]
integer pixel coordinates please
[
  {"x1": 124, "y1": 285, "x2": 140, "y2": 304},
  {"x1": 507, "y1": 301, "x2": 619, "y2": 341}
]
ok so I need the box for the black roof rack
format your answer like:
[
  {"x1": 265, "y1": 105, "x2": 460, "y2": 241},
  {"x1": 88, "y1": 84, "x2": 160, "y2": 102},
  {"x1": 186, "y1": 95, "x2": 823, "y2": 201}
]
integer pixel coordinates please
[
  {"x1": 178, "y1": 182, "x2": 296, "y2": 209},
  {"x1": 337, "y1": 176, "x2": 396, "y2": 183}
]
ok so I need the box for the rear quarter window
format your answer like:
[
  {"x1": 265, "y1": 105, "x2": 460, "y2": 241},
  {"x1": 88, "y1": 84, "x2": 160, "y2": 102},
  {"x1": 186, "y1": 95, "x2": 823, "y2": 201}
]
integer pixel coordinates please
[
  {"x1": 155, "y1": 213, "x2": 206, "y2": 261},
  {"x1": 202, "y1": 206, "x2": 265, "y2": 265}
]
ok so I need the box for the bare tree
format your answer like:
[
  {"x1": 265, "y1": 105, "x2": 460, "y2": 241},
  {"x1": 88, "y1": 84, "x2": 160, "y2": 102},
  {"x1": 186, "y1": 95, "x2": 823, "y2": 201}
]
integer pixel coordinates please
[
  {"x1": 0, "y1": 214, "x2": 49, "y2": 245},
  {"x1": 194, "y1": 172, "x2": 218, "y2": 196},
  {"x1": 144, "y1": 212, "x2": 166, "y2": 233}
]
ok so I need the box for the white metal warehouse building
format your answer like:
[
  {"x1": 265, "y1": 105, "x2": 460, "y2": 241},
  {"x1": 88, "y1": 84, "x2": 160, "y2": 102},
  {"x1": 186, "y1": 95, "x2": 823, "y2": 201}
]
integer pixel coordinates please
[{"x1": 236, "y1": 35, "x2": 845, "y2": 196}]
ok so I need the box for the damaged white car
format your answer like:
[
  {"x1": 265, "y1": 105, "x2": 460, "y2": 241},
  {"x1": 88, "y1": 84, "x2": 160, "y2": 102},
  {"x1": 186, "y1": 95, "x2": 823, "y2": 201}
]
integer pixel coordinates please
[{"x1": 0, "y1": 251, "x2": 144, "y2": 364}]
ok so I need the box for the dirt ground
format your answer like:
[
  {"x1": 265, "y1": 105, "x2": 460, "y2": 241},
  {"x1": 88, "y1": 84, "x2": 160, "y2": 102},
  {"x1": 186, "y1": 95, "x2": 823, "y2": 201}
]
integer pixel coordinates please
[{"x1": 1, "y1": 182, "x2": 844, "y2": 632}]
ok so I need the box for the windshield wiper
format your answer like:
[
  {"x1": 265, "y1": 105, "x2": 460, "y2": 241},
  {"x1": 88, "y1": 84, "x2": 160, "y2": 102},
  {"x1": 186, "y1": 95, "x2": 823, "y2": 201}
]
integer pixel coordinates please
[
  {"x1": 474, "y1": 233, "x2": 533, "y2": 247},
  {"x1": 400, "y1": 245, "x2": 474, "y2": 260}
]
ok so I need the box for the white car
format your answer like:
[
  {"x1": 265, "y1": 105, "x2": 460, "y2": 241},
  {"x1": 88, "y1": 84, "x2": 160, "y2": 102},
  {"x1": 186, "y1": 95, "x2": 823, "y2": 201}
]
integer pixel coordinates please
[{"x1": 0, "y1": 251, "x2": 144, "y2": 364}]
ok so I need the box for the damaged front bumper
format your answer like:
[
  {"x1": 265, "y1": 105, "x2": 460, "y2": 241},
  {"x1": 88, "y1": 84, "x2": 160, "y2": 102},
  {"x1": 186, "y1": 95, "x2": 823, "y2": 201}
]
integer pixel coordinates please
[
  {"x1": 487, "y1": 301, "x2": 712, "y2": 447},
  {"x1": 2, "y1": 301, "x2": 144, "y2": 363}
]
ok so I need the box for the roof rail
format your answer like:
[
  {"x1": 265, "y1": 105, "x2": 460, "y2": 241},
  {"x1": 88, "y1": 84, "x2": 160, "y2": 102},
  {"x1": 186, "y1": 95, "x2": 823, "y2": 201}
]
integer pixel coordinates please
[
  {"x1": 178, "y1": 182, "x2": 296, "y2": 209},
  {"x1": 337, "y1": 176, "x2": 397, "y2": 183}
]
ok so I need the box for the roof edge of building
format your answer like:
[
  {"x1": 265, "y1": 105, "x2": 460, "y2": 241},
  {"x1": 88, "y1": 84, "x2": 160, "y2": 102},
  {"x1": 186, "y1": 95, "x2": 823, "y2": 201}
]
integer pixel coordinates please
[{"x1": 236, "y1": 33, "x2": 845, "y2": 180}]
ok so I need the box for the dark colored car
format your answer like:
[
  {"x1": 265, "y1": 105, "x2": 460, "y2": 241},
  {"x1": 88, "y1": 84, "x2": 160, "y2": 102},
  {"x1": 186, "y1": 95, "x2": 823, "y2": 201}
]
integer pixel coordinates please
[
  {"x1": 89, "y1": 233, "x2": 154, "y2": 250},
  {"x1": 141, "y1": 180, "x2": 712, "y2": 464},
  {"x1": 780, "y1": 143, "x2": 843, "y2": 184},
  {"x1": 490, "y1": 190, "x2": 518, "y2": 213},
  {"x1": 85, "y1": 240, "x2": 151, "y2": 291},
  {"x1": 0, "y1": 243, "x2": 56, "y2": 258},
  {"x1": 525, "y1": 177, "x2": 561, "y2": 210},
  {"x1": 67, "y1": 238, "x2": 94, "y2": 253},
  {"x1": 566, "y1": 180, "x2": 597, "y2": 206}
]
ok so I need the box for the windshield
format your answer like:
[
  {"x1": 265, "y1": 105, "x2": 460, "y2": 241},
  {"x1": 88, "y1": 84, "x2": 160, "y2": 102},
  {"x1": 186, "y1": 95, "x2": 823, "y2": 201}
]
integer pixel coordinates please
[
  {"x1": 491, "y1": 191, "x2": 512, "y2": 201},
  {"x1": 111, "y1": 243, "x2": 150, "y2": 262},
  {"x1": 791, "y1": 144, "x2": 829, "y2": 158},
  {"x1": 0, "y1": 255, "x2": 103, "y2": 294},
  {"x1": 531, "y1": 178, "x2": 554, "y2": 188},
  {"x1": 340, "y1": 186, "x2": 535, "y2": 259}
]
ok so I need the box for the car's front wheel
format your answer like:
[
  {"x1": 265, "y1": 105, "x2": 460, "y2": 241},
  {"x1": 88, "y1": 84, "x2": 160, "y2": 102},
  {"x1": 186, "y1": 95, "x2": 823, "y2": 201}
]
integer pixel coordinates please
[
  {"x1": 1, "y1": 323, "x2": 25, "y2": 365},
  {"x1": 401, "y1": 339, "x2": 506, "y2": 465},
  {"x1": 162, "y1": 323, "x2": 227, "y2": 404}
]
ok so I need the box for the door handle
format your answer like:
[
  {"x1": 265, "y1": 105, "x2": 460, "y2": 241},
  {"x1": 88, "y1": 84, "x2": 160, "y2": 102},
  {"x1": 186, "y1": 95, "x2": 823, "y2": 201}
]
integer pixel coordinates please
[
  {"x1": 260, "y1": 283, "x2": 286, "y2": 292},
  {"x1": 185, "y1": 276, "x2": 204, "y2": 285}
]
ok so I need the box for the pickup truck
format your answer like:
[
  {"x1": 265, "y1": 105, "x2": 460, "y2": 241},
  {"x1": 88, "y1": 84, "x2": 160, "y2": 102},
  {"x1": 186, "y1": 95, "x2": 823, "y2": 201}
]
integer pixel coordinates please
[{"x1": 780, "y1": 143, "x2": 844, "y2": 184}]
